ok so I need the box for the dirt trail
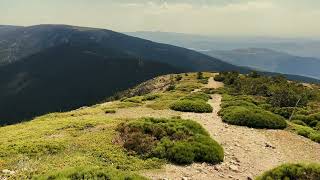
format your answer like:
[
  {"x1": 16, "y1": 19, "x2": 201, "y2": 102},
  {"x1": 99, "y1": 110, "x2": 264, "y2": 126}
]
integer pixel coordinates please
[{"x1": 142, "y1": 77, "x2": 320, "y2": 180}]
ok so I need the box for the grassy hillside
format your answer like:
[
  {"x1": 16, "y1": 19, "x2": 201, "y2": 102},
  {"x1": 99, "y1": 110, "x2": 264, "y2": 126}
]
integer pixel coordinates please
[
  {"x1": 1, "y1": 72, "x2": 319, "y2": 180},
  {"x1": 0, "y1": 72, "x2": 222, "y2": 179}
]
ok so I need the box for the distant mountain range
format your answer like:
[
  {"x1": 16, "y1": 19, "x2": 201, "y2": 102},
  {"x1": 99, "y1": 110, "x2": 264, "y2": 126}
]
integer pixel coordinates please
[
  {"x1": 127, "y1": 31, "x2": 320, "y2": 59},
  {"x1": 0, "y1": 24, "x2": 246, "y2": 125},
  {"x1": 204, "y1": 48, "x2": 320, "y2": 79},
  {"x1": 128, "y1": 31, "x2": 320, "y2": 80}
]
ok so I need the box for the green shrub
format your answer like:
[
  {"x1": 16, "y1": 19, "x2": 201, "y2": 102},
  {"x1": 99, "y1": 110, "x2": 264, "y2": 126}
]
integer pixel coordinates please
[
  {"x1": 310, "y1": 133, "x2": 320, "y2": 143},
  {"x1": 271, "y1": 107, "x2": 295, "y2": 119},
  {"x1": 257, "y1": 163, "x2": 320, "y2": 180},
  {"x1": 214, "y1": 74, "x2": 225, "y2": 82},
  {"x1": 290, "y1": 123, "x2": 320, "y2": 143},
  {"x1": 198, "y1": 78, "x2": 209, "y2": 84},
  {"x1": 182, "y1": 93, "x2": 211, "y2": 102},
  {"x1": 291, "y1": 120, "x2": 307, "y2": 126},
  {"x1": 122, "y1": 96, "x2": 143, "y2": 103},
  {"x1": 36, "y1": 166, "x2": 147, "y2": 180},
  {"x1": 105, "y1": 109, "x2": 116, "y2": 114},
  {"x1": 117, "y1": 118, "x2": 224, "y2": 165},
  {"x1": 201, "y1": 88, "x2": 217, "y2": 95},
  {"x1": 197, "y1": 72, "x2": 204, "y2": 79},
  {"x1": 166, "y1": 84, "x2": 176, "y2": 91},
  {"x1": 142, "y1": 94, "x2": 160, "y2": 101},
  {"x1": 310, "y1": 112, "x2": 320, "y2": 121},
  {"x1": 221, "y1": 100, "x2": 257, "y2": 109},
  {"x1": 170, "y1": 100, "x2": 213, "y2": 113},
  {"x1": 175, "y1": 75, "x2": 183, "y2": 81},
  {"x1": 220, "y1": 106, "x2": 287, "y2": 129}
]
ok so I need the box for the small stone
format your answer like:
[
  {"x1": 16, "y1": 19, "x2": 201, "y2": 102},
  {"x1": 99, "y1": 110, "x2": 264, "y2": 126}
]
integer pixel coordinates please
[
  {"x1": 2, "y1": 169, "x2": 15, "y2": 175},
  {"x1": 181, "y1": 177, "x2": 189, "y2": 180},
  {"x1": 214, "y1": 165, "x2": 221, "y2": 171},
  {"x1": 228, "y1": 175, "x2": 234, "y2": 178},
  {"x1": 162, "y1": 178, "x2": 169, "y2": 180},
  {"x1": 265, "y1": 142, "x2": 276, "y2": 149},
  {"x1": 229, "y1": 165, "x2": 239, "y2": 172},
  {"x1": 247, "y1": 177, "x2": 253, "y2": 180}
]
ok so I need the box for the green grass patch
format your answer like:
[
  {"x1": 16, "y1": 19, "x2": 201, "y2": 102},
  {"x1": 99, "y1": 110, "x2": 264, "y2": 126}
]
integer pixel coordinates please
[
  {"x1": 116, "y1": 117, "x2": 224, "y2": 165},
  {"x1": 0, "y1": 108, "x2": 162, "y2": 178},
  {"x1": 257, "y1": 163, "x2": 320, "y2": 180},
  {"x1": 170, "y1": 100, "x2": 213, "y2": 113},
  {"x1": 35, "y1": 166, "x2": 147, "y2": 180},
  {"x1": 289, "y1": 123, "x2": 320, "y2": 143}
]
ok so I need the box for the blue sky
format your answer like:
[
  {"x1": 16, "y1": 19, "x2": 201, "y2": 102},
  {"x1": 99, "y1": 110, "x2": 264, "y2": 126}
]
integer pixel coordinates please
[{"x1": 1, "y1": 0, "x2": 319, "y2": 37}]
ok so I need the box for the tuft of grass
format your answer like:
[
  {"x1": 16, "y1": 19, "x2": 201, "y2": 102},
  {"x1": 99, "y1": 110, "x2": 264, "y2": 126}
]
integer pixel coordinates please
[
  {"x1": 256, "y1": 163, "x2": 320, "y2": 180},
  {"x1": 116, "y1": 117, "x2": 224, "y2": 165}
]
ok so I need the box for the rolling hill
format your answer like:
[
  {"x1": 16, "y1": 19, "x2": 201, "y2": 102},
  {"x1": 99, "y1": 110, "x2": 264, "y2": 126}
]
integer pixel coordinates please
[{"x1": 0, "y1": 24, "x2": 245, "y2": 72}]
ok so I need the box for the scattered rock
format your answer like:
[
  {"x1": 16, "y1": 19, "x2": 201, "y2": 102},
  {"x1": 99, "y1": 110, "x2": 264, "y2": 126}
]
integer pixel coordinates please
[
  {"x1": 247, "y1": 176, "x2": 253, "y2": 180},
  {"x1": 181, "y1": 177, "x2": 189, "y2": 180},
  {"x1": 228, "y1": 175, "x2": 234, "y2": 178},
  {"x1": 214, "y1": 165, "x2": 221, "y2": 171},
  {"x1": 232, "y1": 157, "x2": 241, "y2": 163},
  {"x1": 1, "y1": 169, "x2": 15, "y2": 175},
  {"x1": 229, "y1": 165, "x2": 239, "y2": 172},
  {"x1": 265, "y1": 142, "x2": 276, "y2": 149}
]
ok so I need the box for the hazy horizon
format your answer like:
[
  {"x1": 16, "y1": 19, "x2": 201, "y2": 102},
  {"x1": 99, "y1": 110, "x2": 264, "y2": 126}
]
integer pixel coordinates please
[{"x1": 1, "y1": 0, "x2": 320, "y2": 38}]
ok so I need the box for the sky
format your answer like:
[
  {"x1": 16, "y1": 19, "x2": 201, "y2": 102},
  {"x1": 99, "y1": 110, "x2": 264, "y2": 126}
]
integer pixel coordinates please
[{"x1": 1, "y1": 0, "x2": 320, "y2": 37}]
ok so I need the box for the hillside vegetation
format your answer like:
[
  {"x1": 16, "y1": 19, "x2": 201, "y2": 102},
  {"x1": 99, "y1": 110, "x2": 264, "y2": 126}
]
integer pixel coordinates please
[
  {"x1": 0, "y1": 72, "x2": 223, "y2": 179},
  {"x1": 215, "y1": 71, "x2": 320, "y2": 142},
  {"x1": 0, "y1": 72, "x2": 319, "y2": 180}
]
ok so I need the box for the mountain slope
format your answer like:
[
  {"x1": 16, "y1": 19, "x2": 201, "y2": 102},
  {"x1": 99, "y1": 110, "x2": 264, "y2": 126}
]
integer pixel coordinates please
[
  {"x1": 0, "y1": 43, "x2": 182, "y2": 125},
  {"x1": 0, "y1": 24, "x2": 246, "y2": 72},
  {"x1": 0, "y1": 73, "x2": 319, "y2": 180},
  {"x1": 204, "y1": 48, "x2": 320, "y2": 79}
]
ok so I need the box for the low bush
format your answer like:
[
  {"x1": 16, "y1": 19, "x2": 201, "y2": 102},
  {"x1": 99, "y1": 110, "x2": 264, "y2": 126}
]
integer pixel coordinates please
[
  {"x1": 201, "y1": 88, "x2": 217, "y2": 95},
  {"x1": 36, "y1": 166, "x2": 147, "y2": 180},
  {"x1": 121, "y1": 96, "x2": 143, "y2": 103},
  {"x1": 166, "y1": 84, "x2": 176, "y2": 91},
  {"x1": 117, "y1": 118, "x2": 224, "y2": 165},
  {"x1": 257, "y1": 163, "x2": 320, "y2": 180},
  {"x1": 220, "y1": 106, "x2": 287, "y2": 129},
  {"x1": 142, "y1": 94, "x2": 160, "y2": 101},
  {"x1": 291, "y1": 120, "x2": 307, "y2": 126},
  {"x1": 175, "y1": 75, "x2": 183, "y2": 81},
  {"x1": 105, "y1": 109, "x2": 116, "y2": 114},
  {"x1": 170, "y1": 100, "x2": 213, "y2": 113},
  {"x1": 290, "y1": 123, "x2": 320, "y2": 143},
  {"x1": 182, "y1": 93, "x2": 211, "y2": 102}
]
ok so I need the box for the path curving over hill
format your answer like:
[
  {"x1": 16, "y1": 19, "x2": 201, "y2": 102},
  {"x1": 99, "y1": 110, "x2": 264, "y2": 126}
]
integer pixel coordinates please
[{"x1": 142, "y1": 76, "x2": 320, "y2": 180}]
